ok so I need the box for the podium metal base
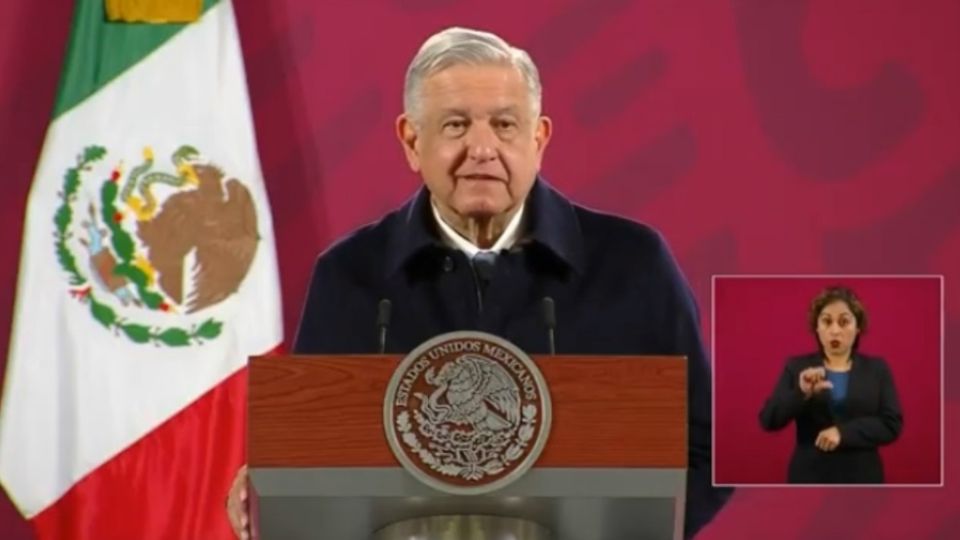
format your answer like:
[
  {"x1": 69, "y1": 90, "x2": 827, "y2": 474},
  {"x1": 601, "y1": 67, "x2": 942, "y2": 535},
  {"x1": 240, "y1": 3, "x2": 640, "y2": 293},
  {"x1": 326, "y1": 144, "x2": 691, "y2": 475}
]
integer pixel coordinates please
[
  {"x1": 251, "y1": 467, "x2": 685, "y2": 540},
  {"x1": 372, "y1": 515, "x2": 551, "y2": 540}
]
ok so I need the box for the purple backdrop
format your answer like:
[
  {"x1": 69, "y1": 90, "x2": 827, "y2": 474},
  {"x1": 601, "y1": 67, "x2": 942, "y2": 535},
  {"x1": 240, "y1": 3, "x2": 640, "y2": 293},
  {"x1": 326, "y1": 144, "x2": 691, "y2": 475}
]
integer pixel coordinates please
[{"x1": 1, "y1": 0, "x2": 958, "y2": 538}]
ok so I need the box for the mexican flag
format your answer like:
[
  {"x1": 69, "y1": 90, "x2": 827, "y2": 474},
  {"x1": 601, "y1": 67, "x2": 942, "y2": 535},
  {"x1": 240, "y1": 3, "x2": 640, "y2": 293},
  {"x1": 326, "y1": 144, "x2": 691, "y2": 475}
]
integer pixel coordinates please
[{"x1": 0, "y1": 1, "x2": 281, "y2": 538}]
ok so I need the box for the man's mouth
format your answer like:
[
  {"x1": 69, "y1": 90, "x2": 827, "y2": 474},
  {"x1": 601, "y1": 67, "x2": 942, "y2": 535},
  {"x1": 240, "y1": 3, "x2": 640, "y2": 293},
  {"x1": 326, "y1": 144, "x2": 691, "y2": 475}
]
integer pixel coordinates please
[
  {"x1": 460, "y1": 174, "x2": 502, "y2": 181},
  {"x1": 830, "y1": 340, "x2": 840, "y2": 348}
]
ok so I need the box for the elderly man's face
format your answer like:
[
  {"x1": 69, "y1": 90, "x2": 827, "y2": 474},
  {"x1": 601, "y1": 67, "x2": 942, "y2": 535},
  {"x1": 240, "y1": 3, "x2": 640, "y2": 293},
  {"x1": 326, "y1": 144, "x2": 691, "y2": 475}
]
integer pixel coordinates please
[{"x1": 398, "y1": 64, "x2": 551, "y2": 221}]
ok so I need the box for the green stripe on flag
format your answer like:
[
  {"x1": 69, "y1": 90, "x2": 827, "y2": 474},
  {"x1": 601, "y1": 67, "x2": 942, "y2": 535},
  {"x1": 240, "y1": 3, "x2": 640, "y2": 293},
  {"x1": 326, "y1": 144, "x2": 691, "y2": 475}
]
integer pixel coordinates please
[{"x1": 53, "y1": 0, "x2": 219, "y2": 118}]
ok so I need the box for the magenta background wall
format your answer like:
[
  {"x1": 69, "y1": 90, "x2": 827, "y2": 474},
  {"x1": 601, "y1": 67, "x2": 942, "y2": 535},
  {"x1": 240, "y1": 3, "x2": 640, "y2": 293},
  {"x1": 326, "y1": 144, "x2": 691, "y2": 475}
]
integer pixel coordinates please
[
  {"x1": 713, "y1": 276, "x2": 942, "y2": 486},
  {"x1": 1, "y1": 0, "x2": 958, "y2": 538}
]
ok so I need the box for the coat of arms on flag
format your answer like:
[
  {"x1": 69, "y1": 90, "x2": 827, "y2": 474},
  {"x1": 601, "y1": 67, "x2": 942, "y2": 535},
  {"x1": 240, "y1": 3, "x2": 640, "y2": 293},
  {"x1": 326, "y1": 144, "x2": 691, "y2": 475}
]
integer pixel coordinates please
[{"x1": 56, "y1": 144, "x2": 261, "y2": 347}]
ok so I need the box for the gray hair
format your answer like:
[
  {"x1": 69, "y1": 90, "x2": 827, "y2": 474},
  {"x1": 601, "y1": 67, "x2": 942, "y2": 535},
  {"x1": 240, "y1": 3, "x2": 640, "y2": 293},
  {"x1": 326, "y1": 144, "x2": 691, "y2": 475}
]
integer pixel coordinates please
[{"x1": 403, "y1": 27, "x2": 543, "y2": 122}]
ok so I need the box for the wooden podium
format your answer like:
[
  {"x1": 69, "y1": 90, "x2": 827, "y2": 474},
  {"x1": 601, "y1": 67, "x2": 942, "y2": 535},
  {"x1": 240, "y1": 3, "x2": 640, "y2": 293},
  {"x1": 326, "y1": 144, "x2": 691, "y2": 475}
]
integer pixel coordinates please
[{"x1": 248, "y1": 354, "x2": 687, "y2": 540}]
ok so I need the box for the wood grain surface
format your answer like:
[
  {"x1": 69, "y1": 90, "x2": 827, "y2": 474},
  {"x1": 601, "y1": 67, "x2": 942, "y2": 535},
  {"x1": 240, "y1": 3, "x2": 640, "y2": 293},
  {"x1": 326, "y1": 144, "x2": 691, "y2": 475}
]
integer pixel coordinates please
[{"x1": 248, "y1": 355, "x2": 687, "y2": 468}]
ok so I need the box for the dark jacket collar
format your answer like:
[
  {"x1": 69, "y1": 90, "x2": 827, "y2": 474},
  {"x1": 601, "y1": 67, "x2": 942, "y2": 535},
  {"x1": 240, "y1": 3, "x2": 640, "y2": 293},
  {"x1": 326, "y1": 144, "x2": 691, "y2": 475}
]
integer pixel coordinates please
[{"x1": 385, "y1": 176, "x2": 585, "y2": 277}]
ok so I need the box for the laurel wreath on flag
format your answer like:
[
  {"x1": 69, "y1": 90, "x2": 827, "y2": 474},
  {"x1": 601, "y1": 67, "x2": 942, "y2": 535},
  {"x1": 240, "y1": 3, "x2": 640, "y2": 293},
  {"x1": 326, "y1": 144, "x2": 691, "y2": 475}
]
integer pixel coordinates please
[{"x1": 54, "y1": 145, "x2": 223, "y2": 347}]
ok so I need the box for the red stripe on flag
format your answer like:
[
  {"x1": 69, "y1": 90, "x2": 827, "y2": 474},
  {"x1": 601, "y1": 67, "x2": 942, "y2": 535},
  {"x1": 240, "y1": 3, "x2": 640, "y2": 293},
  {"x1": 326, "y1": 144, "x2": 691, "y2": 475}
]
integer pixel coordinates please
[{"x1": 31, "y1": 368, "x2": 250, "y2": 540}]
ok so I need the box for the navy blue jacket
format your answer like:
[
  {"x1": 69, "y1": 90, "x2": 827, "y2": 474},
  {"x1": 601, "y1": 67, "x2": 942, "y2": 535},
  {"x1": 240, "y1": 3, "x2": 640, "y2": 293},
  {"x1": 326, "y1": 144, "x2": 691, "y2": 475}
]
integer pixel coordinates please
[{"x1": 293, "y1": 178, "x2": 733, "y2": 537}]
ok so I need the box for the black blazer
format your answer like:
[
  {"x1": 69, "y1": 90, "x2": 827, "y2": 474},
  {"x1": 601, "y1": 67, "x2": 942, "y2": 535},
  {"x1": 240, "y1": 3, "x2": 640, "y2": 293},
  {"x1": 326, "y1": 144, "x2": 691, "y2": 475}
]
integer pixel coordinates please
[{"x1": 759, "y1": 353, "x2": 903, "y2": 483}]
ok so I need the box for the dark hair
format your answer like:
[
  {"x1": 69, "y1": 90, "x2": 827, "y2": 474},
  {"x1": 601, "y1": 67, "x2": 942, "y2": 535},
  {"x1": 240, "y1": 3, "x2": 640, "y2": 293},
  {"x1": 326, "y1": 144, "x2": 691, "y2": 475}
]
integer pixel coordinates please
[{"x1": 808, "y1": 285, "x2": 868, "y2": 351}]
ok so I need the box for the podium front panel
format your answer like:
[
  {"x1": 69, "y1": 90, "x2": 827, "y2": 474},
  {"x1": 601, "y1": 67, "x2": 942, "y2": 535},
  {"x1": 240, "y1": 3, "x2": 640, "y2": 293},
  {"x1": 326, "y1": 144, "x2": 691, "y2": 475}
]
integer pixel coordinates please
[{"x1": 251, "y1": 466, "x2": 686, "y2": 540}]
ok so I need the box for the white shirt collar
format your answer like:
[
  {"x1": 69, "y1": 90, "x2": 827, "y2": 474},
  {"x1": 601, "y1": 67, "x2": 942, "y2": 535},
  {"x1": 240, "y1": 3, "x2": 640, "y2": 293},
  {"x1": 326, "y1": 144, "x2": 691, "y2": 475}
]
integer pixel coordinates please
[{"x1": 431, "y1": 202, "x2": 525, "y2": 258}]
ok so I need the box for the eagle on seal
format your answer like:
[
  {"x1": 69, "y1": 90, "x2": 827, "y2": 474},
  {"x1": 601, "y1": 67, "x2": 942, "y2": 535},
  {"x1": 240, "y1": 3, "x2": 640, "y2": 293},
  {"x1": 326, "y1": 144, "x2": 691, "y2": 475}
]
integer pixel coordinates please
[{"x1": 418, "y1": 354, "x2": 521, "y2": 432}]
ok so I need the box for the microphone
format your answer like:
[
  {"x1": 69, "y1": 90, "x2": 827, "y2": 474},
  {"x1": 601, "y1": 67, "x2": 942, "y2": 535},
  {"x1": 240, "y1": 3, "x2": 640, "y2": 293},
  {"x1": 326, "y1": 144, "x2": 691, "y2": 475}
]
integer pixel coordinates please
[
  {"x1": 541, "y1": 296, "x2": 556, "y2": 355},
  {"x1": 377, "y1": 299, "x2": 392, "y2": 354}
]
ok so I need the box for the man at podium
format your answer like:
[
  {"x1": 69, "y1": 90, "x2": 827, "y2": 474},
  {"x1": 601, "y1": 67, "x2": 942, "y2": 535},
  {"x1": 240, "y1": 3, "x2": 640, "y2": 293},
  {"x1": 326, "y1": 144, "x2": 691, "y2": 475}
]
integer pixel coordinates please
[{"x1": 229, "y1": 26, "x2": 732, "y2": 539}]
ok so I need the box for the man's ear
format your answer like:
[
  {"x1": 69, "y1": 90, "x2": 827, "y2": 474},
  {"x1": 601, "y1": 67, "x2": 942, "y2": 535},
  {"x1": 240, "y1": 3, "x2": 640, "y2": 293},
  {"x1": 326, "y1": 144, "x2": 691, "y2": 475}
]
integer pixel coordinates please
[
  {"x1": 396, "y1": 114, "x2": 421, "y2": 173},
  {"x1": 533, "y1": 115, "x2": 553, "y2": 169}
]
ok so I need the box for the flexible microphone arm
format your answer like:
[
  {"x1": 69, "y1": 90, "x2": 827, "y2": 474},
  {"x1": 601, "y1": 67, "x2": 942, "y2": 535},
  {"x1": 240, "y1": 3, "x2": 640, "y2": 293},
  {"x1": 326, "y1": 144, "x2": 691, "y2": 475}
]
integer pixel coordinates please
[
  {"x1": 377, "y1": 298, "x2": 392, "y2": 354},
  {"x1": 542, "y1": 296, "x2": 556, "y2": 355}
]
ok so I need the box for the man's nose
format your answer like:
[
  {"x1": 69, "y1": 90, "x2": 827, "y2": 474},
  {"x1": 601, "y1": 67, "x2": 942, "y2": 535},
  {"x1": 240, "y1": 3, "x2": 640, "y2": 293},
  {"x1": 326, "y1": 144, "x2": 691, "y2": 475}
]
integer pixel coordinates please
[{"x1": 465, "y1": 125, "x2": 498, "y2": 162}]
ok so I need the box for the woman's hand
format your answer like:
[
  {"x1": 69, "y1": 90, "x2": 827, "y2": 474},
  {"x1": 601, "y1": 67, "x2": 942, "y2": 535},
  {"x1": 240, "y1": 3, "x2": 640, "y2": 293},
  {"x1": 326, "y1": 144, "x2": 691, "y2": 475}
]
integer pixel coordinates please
[
  {"x1": 798, "y1": 367, "x2": 833, "y2": 399},
  {"x1": 815, "y1": 426, "x2": 842, "y2": 452}
]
